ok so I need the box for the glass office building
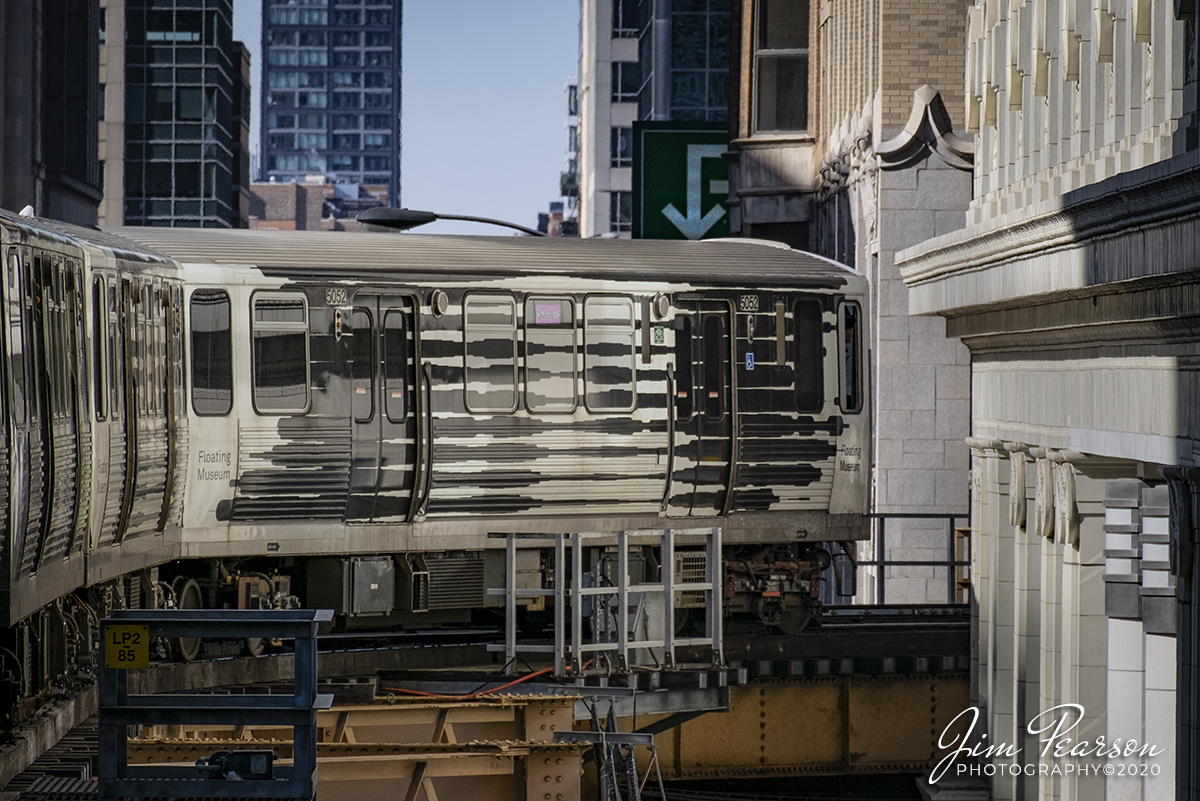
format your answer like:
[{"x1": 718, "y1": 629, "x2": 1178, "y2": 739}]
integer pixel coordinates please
[
  {"x1": 260, "y1": 0, "x2": 402, "y2": 205},
  {"x1": 118, "y1": 0, "x2": 240, "y2": 227}
]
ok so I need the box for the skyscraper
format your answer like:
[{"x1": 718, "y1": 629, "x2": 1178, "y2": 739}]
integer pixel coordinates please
[
  {"x1": 260, "y1": 0, "x2": 402, "y2": 206},
  {"x1": 578, "y1": 0, "x2": 729, "y2": 237},
  {"x1": 100, "y1": 0, "x2": 247, "y2": 228}
]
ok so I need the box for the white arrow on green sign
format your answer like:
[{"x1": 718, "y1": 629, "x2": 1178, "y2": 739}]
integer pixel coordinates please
[
  {"x1": 633, "y1": 122, "x2": 730, "y2": 240},
  {"x1": 662, "y1": 144, "x2": 728, "y2": 239}
]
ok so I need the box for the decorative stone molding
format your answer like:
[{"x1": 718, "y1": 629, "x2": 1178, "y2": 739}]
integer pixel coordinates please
[
  {"x1": 1006, "y1": 442, "x2": 1028, "y2": 528},
  {"x1": 897, "y1": 148, "x2": 1200, "y2": 311},
  {"x1": 1033, "y1": 456, "x2": 1056, "y2": 540},
  {"x1": 875, "y1": 85, "x2": 975, "y2": 172},
  {"x1": 817, "y1": 103, "x2": 875, "y2": 201},
  {"x1": 1052, "y1": 460, "x2": 1079, "y2": 548}
]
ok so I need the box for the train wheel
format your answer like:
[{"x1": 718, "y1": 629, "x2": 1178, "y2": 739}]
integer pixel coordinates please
[
  {"x1": 169, "y1": 578, "x2": 203, "y2": 662},
  {"x1": 774, "y1": 609, "x2": 814, "y2": 635}
]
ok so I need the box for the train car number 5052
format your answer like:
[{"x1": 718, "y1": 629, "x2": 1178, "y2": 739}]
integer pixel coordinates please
[{"x1": 104, "y1": 625, "x2": 150, "y2": 669}]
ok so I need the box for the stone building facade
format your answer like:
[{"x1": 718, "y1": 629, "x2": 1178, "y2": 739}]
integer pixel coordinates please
[
  {"x1": 727, "y1": 0, "x2": 975, "y2": 602},
  {"x1": 897, "y1": 0, "x2": 1199, "y2": 794}
]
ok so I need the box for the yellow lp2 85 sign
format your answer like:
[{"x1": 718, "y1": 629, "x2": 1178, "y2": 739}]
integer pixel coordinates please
[{"x1": 104, "y1": 625, "x2": 150, "y2": 669}]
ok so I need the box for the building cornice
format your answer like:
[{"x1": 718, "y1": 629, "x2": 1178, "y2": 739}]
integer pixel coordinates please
[{"x1": 897, "y1": 148, "x2": 1200, "y2": 316}]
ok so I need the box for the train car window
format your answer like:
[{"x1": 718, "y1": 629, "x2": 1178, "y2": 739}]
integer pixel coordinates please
[
  {"x1": 92, "y1": 278, "x2": 106, "y2": 421},
  {"x1": 5, "y1": 253, "x2": 25, "y2": 425},
  {"x1": 108, "y1": 284, "x2": 119, "y2": 414},
  {"x1": 840, "y1": 301, "x2": 862, "y2": 413},
  {"x1": 383, "y1": 310, "x2": 406, "y2": 422},
  {"x1": 190, "y1": 288, "x2": 232, "y2": 415},
  {"x1": 702, "y1": 315, "x2": 726, "y2": 420},
  {"x1": 583, "y1": 296, "x2": 636, "y2": 413},
  {"x1": 464, "y1": 294, "x2": 517, "y2": 414},
  {"x1": 70, "y1": 265, "x2": 87, "y2": 422},
  {"x1": 251, "y1": 293, "x2": 310, "y2": 414},
  {"x1": 524, "y1": 297, "x2": 576, "y2": 413},
  {"x1": 350, "y1": 308, "x2": 374, "y2": 423},
  {"x1": 673, "y1": 316, "x2": 694, "y2": 418},
  {"x1": 138, "y1": 283, "x2": 149, "y2": 417},
  {"x1": 794, "y1": 298, "x2": 824, "y2": 413}
]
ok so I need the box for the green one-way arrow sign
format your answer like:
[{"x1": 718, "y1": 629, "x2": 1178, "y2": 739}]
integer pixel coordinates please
[{"x1": 632, "y1": 122, "x2": 730, "y2": 240}]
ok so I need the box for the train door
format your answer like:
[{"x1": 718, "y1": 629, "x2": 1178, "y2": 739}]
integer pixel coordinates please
[
  {"x1": 3, "y1": 249, "x2": 31, "y2": 584},
  {"x1": 115, "y1": 278, "x2": 138, "y2": 540},
  {"x1": 672, "y1": 298, "x2": 734, "y2": 515},
  {"x1": 30, "y1": 253, "x2": 80, "y2": 567},
  {"x1": 346, "y1": 294, "x2": 417, "y2": 521}
]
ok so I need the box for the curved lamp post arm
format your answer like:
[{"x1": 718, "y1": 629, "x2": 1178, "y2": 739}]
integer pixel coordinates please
[{"x1": 358, "y1": 207, "x2": 548, "y2": 237}]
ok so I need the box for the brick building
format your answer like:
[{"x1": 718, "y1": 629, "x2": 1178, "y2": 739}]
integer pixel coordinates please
[
  {"x1": 249, "y1": 181, "x2": 385, "y2": 231},
  {"x1": 726, "y1": 0, "x2": 974, "y2": 603}
]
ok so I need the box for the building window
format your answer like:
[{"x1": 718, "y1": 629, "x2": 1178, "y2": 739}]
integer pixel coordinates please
[
  {"x1": 612, "y1": 61, "x2": 640, "y2": 102},
  {"x1": 754, "y1": 0, "x2": 809, "y2": 132},
  {"x1": 299, "y1": 50, "x2": 328, "y2": 67},
  {"x1": 567, "y1": 84, "x2": 579, "y2": 116},
  {"x1": 610, "y1": 127, "x2": 632, "y2": 168},
  {"x1": 613, "y1": 0, "x2": 640, "y2": 37},
  {"x1": 568, "y1": 125, "x2": 579, "y2": 154},
  {"x1": 609, "y1": 191, "x2": 631, "y2": 233}
]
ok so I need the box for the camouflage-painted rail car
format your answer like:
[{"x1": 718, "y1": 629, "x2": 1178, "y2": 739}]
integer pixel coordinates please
[{"x1": 0, "y1": 211, "x2": 869, "y2": 710}]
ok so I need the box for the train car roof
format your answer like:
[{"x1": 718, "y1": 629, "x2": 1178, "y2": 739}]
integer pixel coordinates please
[{"x1": 98, "y1": 226, "x2": 862, "y2": 287}]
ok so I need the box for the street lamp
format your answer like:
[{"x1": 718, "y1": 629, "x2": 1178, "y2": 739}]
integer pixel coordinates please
[{"x1": 358, "y1": 207, "x2": 548, "y2": 237}]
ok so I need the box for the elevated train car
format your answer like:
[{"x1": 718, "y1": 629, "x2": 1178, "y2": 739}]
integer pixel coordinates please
[{"x1": 0, "y1": 209, "x2": 869, "y2": 714}]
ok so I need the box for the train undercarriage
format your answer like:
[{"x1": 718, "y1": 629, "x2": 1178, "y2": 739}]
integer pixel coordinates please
[{"x1": 0, "y1": 536, "x2": 847, "y2": 735}]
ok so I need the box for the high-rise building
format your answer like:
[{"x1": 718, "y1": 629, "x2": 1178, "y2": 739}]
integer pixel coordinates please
[
  {"x1": 559, "y1": 79, "x2": 580, "y2": 230},
  {"x1": 578, "y1": 0, "x2": 729, "y2": 237},
  {"x1": 260, "y1": 0, "x2": 402, "y2": 206},
  {"x1": 1, "y1": 0, "x2": 102, "y2": 225},
  {"x1": 99, "y1": 0, "x2": 247, "y2": 228}
]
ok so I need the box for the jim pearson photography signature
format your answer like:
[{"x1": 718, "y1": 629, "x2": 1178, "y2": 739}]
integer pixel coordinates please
[{"x1": 930, "y1": 704, "x2": 1165, "y2": 783}]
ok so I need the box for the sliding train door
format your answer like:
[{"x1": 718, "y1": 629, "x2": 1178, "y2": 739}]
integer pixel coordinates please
[
  {"x1": 2, "y1": 249, "x2": 33, "y2": 593},
  {"x1": 29, "y1": 252, "x2": 80, "y2": 568},
  {"x1": 671, "y1": 298, "x2": 734, "y2": 516},
  {"x1": 346, "y1": 294, "x2": 417, "y2": 522}
]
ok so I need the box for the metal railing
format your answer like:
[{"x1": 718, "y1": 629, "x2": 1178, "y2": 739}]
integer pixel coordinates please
[
  {"x1": 487, "y1": 529, "x2": 724, "y2": 676},
  {"x1": 854, "y1": 513, "x2": 970, "y2": 606}
]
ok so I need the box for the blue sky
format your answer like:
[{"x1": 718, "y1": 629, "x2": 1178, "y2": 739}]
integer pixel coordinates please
[{"x1": 232, "y1": 0, "x2": 579, "y2": 235}]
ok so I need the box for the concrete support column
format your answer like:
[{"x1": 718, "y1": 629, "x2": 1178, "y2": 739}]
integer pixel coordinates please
[
  {"x1": 987, "y1": 447, "x2": 1016, "y2": 801},
  {"x1": 1070, "y1": 468, "x2": 1108, "y2": 801},
  {"x1": 1037, "y1": 472, "x2": 1063, "y2": 800},
  {"x1": 1011, "y1": 448, "x2": 1040, "y2": 801}
]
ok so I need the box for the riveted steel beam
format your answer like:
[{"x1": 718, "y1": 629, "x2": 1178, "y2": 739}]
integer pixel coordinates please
[{"x1": 631, "y1": 674, "x2": 971, "y2": 779}]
